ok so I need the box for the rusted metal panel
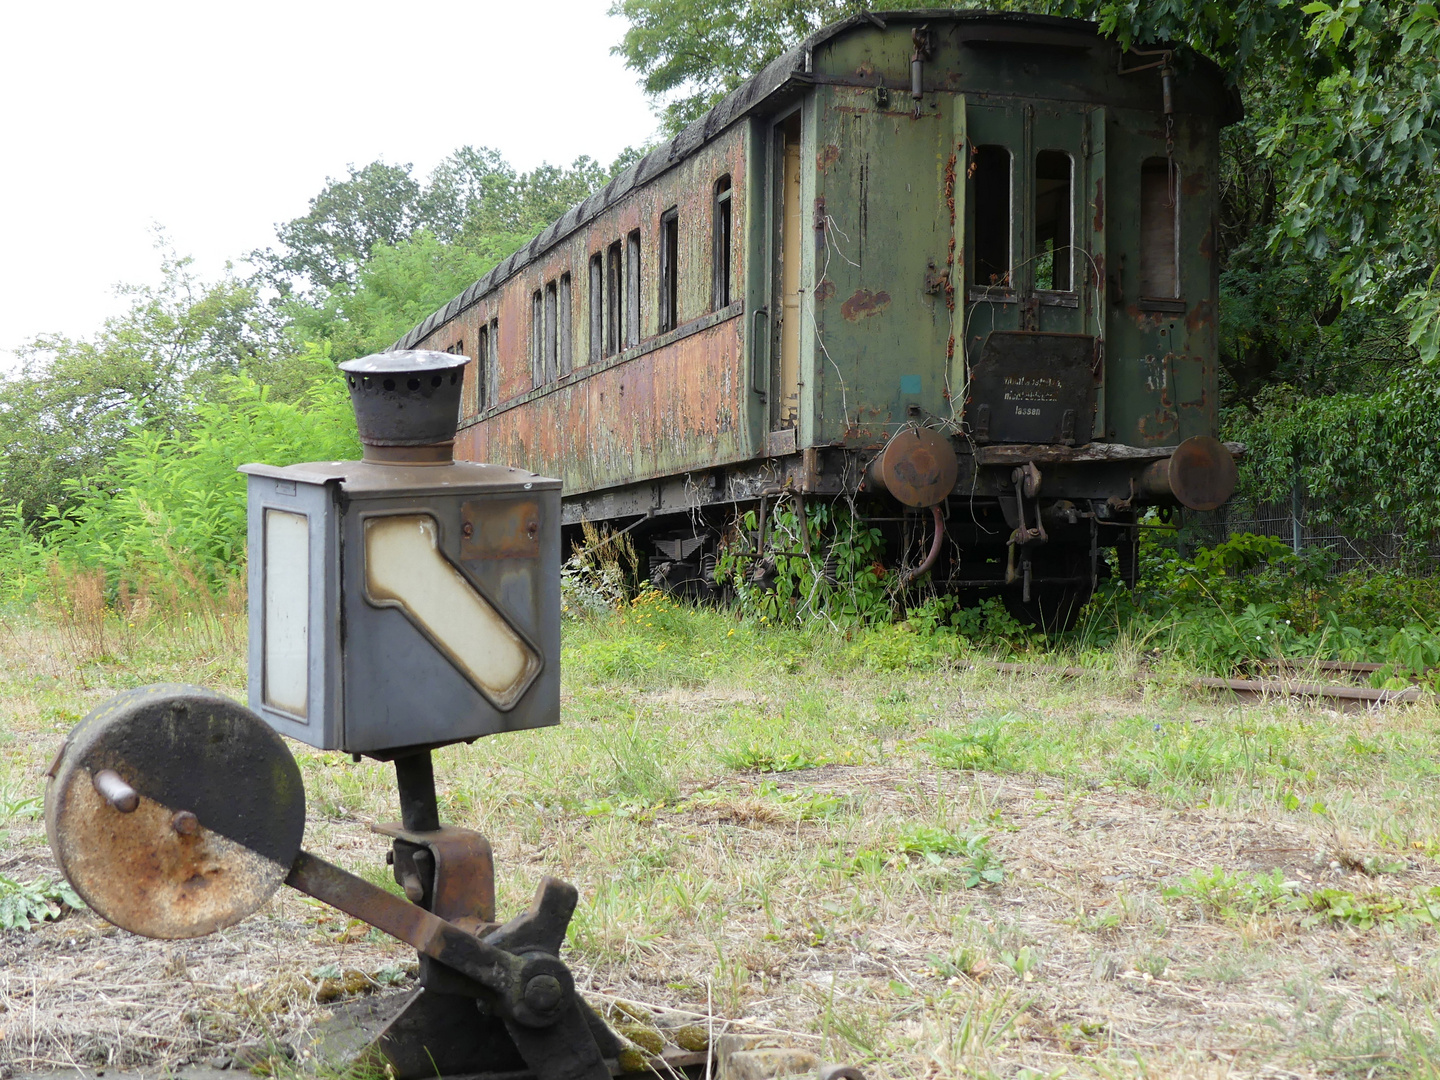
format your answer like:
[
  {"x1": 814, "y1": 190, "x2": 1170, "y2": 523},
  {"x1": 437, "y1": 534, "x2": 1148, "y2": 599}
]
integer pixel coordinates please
[{"x1": 456, "y1": 315, "x2": 748, "y2": 495}]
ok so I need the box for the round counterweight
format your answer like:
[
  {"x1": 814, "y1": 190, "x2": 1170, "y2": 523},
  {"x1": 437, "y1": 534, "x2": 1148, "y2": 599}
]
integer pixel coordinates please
[{"x1": 45, "y1": 685, "x2": 305, "y2": 939}]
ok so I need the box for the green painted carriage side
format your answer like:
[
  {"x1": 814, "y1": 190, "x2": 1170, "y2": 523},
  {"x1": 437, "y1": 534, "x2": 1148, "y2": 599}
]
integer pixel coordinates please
[{"x1": 399, "y1": 12, "x2": 1237, "y2": 504}]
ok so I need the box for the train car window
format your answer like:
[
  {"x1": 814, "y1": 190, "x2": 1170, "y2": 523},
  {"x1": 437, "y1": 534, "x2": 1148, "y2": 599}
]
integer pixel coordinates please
[
  {"x1": 713, "y1": 176, "x2": 732, "y2": 310},
  {"x1": 475, "y1": 324, "x2": 488, "y2": 413},
  {"x1": 531, "y1": 290, "x2": 543, "y2": 387},
  {"x1": 544, "y1": 281, "x2": 558, "y2": 383},
  {"x1": 970, "y1": 145, "x2": 1012, "y2": 289},
  {"x1": 1140, "y1": 157, "x2": 1179, "y2": 298},
  {"x1": 1034, "y1": 151, "x2": 1073, "y2": 291},
  {"x1": 488, "y1": 317, "x2": 499, "y2": 403},
  {"x1": 588, "y1": 254, "x2": 603, "y2": 365},
  {"x1": 559, "y1": 273, "x2": 573, "y2": 377},
  {"x1": 606, "y1": 241, "x2": 623, "y2": 356},
  {"x1": 659, "y1": 208, "x2": 679, "y2": 333},
  {"x1": 625, "y1": 230, "x2": 641, "y2": 347}
]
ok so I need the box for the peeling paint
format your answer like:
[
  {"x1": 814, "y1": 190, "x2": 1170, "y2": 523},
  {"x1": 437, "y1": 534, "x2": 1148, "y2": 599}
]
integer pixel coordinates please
[
  {"x1": 817, "y1": 144, "x2": 841, "y2": 170},
  {"x1": 840, "y1": 288, "x2": 892, "y2": 321}
]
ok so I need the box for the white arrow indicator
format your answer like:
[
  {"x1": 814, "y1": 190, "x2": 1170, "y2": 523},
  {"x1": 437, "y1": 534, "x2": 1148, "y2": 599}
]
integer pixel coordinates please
[{"x1": 363, "y1": 514, "x2": 542, "y2": 709}]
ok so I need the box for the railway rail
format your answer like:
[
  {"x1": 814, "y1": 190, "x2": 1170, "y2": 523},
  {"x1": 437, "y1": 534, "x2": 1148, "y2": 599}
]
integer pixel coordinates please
[{"x1": 986, "y1": 660, "x2": 1427, "y2": 713}]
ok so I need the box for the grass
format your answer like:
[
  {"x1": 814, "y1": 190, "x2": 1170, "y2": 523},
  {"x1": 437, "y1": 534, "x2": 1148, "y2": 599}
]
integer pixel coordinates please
[{"x1": 6, "y1": 589, "x2": 1440, "y2": 1077}]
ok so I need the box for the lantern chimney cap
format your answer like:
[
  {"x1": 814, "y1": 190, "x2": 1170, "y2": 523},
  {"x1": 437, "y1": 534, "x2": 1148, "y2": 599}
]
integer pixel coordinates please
[{"x1": 338, "y1": 349, "x2": 467, "y2": 462}]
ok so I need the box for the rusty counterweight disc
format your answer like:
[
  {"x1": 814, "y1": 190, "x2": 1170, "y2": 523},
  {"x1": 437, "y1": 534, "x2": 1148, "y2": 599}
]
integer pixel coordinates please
[{"x1": 45, "y1": 684, "x2": 305, "y2": 939}]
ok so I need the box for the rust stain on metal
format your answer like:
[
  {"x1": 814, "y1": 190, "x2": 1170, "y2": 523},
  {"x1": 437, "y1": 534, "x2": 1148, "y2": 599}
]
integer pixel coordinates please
[
  {"x1": 1197, "y1": 223, "x2": 1215, "y2": 261},
  {"x1": 1186, "y1": 299, "x2": 1216, "y2": 332},
  {"x1": 814, "y1": 279, "x2": 836, "y2": 303},
  {"x1": 840, "y1": 288, "x2": 891, "y2": 321},
  {"x1": 1092, "y1": 178, "x2": 1104, "y2": 232},
  {"x1": 460, "y1": 498, "x2": 541, "y2": 560},
  {"x1": 1182, "y1": 169, "x2": 1206, "y2": 197},
  {"x1": 816, "y1": 144, "x2": 841, "y2": 171},
  {"x1": 54, "y1": 774, "x2": 289, "y2": 939}
]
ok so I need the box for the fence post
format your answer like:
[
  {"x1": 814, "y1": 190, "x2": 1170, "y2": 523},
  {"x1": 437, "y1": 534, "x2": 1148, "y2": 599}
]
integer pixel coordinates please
[{"x1": 1290, "y1": 460, "x2": 1303, "y2": 557}]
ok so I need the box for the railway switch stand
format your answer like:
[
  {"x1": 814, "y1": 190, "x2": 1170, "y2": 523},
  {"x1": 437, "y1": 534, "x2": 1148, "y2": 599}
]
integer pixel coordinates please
[{"x1": 44, "y1": 351, "x2": 852, "y2": 1080}]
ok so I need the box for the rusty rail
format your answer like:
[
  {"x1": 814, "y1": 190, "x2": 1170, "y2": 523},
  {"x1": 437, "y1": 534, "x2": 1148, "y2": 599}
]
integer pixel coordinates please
[{"x1": 976, "y1": 660, "x2": 1426, "y2": 712}]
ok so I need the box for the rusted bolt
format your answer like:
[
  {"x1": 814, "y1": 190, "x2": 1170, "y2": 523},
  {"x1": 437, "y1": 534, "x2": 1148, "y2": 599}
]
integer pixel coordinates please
[
  {"x1": 525, "y1": 521, "x2": 539, "y2": 539},
  {"x1": 522, "y1": 973, "x2": 564, "y2": 1015},
  {"x1": 171, "y1": 810, "x2": 200, "y2": 836},
  {"x1": 92, "y1": 769, "x2": 139, "y2": 813},
  {"x1": 461, "y1": 521, "x2": 474, "y2": 539}
]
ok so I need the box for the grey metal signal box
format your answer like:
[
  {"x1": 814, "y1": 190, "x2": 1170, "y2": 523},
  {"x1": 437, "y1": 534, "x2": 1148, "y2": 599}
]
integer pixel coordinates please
[{"x1": 240, "y1": 351, "x2": 561, "y2": 757}]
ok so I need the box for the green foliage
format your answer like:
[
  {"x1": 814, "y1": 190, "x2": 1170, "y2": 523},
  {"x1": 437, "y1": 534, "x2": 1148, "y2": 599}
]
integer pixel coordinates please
[
  {"x1": 926, "y1": 721, "x2": 1012, "y2": 772},
  {"x1": 1, "y1": 233, "x2": 289, "y2": 523},
  {"x1": 0, "y1": 875, "x2": 84, "y2": 931},
  {"x1": 0, "y1": 346, "x2": 358, "y2": 602},
  {"x1": 1089, "y1": 531, "x2": 1440, "y2": 675},
  {"x1": 717, "y1": 499, "x2": 891, "y2": 625},
  {"x1": 1228, "y1": 361, "x2": 1440, "y2": 547}
]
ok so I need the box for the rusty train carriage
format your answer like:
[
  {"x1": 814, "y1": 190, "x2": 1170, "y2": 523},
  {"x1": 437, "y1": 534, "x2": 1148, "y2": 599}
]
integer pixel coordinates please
[{"x1": 397, "y1": 9, "x2": 1243, "y2": 623}]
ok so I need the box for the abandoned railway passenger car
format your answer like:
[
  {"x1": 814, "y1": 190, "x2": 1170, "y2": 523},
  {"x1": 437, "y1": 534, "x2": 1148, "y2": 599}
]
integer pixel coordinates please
[{"x1": 395, "y1": 9, "x2": 1243, "y2": 624}]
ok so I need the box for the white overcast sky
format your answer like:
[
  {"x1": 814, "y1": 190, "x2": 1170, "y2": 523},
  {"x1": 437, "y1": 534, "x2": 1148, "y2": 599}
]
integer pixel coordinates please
[{"x1": 0, "y1": 0, "x2": 658, "y2": 369}]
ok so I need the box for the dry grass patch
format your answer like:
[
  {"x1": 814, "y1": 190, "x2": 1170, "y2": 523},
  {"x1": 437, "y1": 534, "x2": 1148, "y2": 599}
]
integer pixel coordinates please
[{"x1": 4, "y1": 605, "x2": 1440, "y2": 1078}]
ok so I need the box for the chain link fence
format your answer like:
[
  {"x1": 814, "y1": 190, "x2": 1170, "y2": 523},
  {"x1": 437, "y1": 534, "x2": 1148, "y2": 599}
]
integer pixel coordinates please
[{"x1": 1185, "y1": 486, "x2": 1435, "y2": 570}]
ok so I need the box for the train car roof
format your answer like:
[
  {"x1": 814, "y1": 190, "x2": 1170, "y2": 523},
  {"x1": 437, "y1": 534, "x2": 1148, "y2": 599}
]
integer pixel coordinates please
[{"x1": 394, "y1": 9, "x2": 1237, "y2": 351}]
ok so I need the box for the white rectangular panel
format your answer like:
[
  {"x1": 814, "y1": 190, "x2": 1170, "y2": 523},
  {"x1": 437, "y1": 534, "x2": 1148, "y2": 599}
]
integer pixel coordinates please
[{"x1": 263, "y1": 509, "x2": 310, "y2": 717}]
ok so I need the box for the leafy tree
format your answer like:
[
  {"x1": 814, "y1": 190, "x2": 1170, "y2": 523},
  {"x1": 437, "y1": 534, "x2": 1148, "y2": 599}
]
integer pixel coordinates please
[
  {"x1": 273, "y1": 146, "x2": 645, "y2": 362},
  {"x1": 44, "y1": 345, "x2": 359, "y2": 585},
  {"x1": 0, "y1": 234, "x2": 290, "y2": 523},
  {"x1": 256, "y1": 160, "x2": 424, "y2": 293}
]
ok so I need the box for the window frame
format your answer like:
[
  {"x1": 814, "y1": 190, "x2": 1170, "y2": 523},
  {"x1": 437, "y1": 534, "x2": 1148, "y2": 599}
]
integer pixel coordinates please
[
  {"x1": 658, "y1": 207, "x2": 679, "y2": 333},
  {"x1": 1139, "y1": 156, "x2": 1181, "y2": 302},
  {"x1": 1032, "y1": 149, "x2": 1075, "y2": 294},
  {"x1": 558, "y1": 272, "x2": 573, "y2": 378},
  {"x1": 625, "y1": 230, "x2": 641, "y2": 347},
  {"x1": 712, "y1": 176, "x2": 733, "y2": 310},
  {"x1": 606, "y1": 240, "x2": 623, "y2": 356},
  {"x1": 588, "y1": 253, "x2": 603, "y2": 365},
  {"x1": 968, "y1": 143, "x2": 1015, "y2": 299},
  {"x1": 531, "y1": 290, "x2": 544, "y2": 387}
]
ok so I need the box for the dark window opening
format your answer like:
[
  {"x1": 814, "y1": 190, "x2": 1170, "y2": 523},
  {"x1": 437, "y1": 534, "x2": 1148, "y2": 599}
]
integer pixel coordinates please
[
  {"x1": 1034, "y1": 150, "x2": 1073, "y2": 291},
  {"x1": 488, "y1": 318, "x2": 498, "y2": 403},
  {"x1": 659, "y1": 208, "x2": 679, "y2": 333},
  {"x1": 588, "y1": 253, "x2": 603, "y2": 364},
  {"x1": 1140, "y1": 157, "x2": 1179, "y2": 298},
  {"x1": 558, "y1": 272, "x2": 572, "y2": 377},
  {"x1": 544, "y1": 281, "x2": 558, "y2": 383},
  {"x1": 531, "y1": 290, "x2": 543, "y2": 387},
  {"x1": 713, "y1": 176, "x2": 732, "y2": 310},
  {"x1": 970, "y1": 144, "x2": 1012, "y2": 289},
  {"x1": 475, "y1": 325, "x2": 488, "y2": 413},
  {"x1": 625, "y1": 230, "x2": 641, "y2": 346},
  {"x1": 606, "y1": 241, "x2": 623, "y2": 355}
]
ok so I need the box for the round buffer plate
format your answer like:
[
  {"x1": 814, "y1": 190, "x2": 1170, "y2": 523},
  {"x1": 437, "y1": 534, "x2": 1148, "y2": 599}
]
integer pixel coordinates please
[
  {"x1": 878, "y1": 427, "x2": 960, "y2": 508},
  {"x1": 1168, "y1": 435, "x2": 1238, "y2": 512},
  {"x1": 45, "y1": 684, "x2": 306, "y2": 939}
]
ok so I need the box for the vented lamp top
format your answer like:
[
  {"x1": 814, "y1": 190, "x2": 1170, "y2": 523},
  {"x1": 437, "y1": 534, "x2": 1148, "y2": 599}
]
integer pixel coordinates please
[{"x1": 338, "y1": 350, "x2": 467, "y2": 464}]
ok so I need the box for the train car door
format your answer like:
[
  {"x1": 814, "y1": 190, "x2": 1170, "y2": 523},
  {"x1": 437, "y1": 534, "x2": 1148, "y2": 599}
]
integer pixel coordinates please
[
  {"x1": 772, "y1": 112, "x2": 803, "y2": 437},
  {"x1": 963, "y1": 100, "x2": 1098, "y2": 446}
]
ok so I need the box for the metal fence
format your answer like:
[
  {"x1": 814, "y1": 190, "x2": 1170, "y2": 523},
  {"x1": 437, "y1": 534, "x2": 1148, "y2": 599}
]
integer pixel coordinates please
[{"x1": 1185, "y1": 493, "x2": 1436, "y2": 571}]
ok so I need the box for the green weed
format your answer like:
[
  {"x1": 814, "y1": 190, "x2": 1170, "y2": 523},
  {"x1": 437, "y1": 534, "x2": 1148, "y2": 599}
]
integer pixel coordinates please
[{"x1": 0, "y1": 875, "x2": 83, "y2": 930}]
